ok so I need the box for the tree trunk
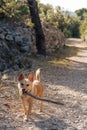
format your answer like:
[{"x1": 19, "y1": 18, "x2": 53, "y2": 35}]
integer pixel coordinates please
[{"x1": 27, "y1": 0, "x2": 46, "y2": 56}]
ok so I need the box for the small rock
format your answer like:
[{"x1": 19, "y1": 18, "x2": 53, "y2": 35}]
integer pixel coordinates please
[
  {"x1": 0, "y1": 34, "x2": 5, "y2": 40},
  {"x1": 1, "y1": 74, "x2": 9, "y2": 80},
  {"x1": 6, "y1": 35, "x2": 13, "y2": 41}
]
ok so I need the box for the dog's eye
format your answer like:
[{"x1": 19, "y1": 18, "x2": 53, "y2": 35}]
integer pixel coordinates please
[
  {"x1": 21, "y1": 83, "x2": 24, "y2": 86},
  {"x1": 26, "y1": 84, "x2": 29, "y2": 86}
]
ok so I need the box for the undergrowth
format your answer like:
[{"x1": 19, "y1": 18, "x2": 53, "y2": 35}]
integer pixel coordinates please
[{"x1": 23, "y1": 44, "x2": 78, "y2": 67}]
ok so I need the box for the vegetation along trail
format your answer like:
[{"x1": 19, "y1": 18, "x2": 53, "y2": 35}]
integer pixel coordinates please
[{"x1": 0, "y1": 38, "x2": 87, "y2": 130}]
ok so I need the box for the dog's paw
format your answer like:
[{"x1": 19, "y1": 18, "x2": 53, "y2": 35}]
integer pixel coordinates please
[{"x1": 24, "y1": 115, "x2": 28, "y2": 122}]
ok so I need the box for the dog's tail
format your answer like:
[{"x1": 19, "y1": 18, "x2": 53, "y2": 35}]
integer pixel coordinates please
[{"x1": 36, "y1": 68, "x2": 40, "y2": 81}]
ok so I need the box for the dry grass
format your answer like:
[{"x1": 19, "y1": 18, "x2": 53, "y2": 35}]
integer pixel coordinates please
[
  {"x1": 48, "y1": 45, "x2": 78, "y2": 66},
  {"x1": 55, "y1": 45, "x2": 78, "y2": 58},
  {"x1": 49, "y1": 59, "x2": 73, "y2": 66}
]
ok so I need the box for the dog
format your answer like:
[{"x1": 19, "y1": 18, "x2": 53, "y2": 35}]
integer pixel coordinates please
[{"x1": 18, "y1": 68, "x2": 44, "y2": 121}]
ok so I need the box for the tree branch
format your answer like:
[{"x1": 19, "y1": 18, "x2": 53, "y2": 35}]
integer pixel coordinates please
[{"x1": 22, "y1": 89, "x2": 64, "y2": 105}]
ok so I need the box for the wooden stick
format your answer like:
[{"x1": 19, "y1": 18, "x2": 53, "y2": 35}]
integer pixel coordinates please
[{"x1": 22, "y1": 89, "x2": 64, "y2": 105}]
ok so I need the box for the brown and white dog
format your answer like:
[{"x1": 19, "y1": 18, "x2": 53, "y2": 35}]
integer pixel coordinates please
[{"x1": 18, "y1": 68, "x2": 44, "y2": 121}]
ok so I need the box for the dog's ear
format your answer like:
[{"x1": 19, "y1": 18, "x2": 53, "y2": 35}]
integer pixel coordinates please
[
  {"x1": 28, "y1": 72, "x2": 34, "y2": 82},
  {"x1": 18, "y1": 73, "x2": 25, "y2": 81}
]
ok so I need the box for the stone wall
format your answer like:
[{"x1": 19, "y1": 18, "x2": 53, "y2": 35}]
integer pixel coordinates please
[
  {"x1": 0, "y1": 20, "x2": 65, "y2": 71},
  {"x1": 0, "y1": 21, "x2": 33, "y2": 71}
]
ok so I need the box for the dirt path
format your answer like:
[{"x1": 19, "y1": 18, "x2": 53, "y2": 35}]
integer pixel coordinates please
[{"x1": 0, "y1": 38, "x2": 87, "y2": 130}]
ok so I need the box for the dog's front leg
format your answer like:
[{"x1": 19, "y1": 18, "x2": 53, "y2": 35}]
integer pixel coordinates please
[
  {"x1": 21, "y1": 97, "x2": 28, "y2": 121},
  {"x1": 39, "y1": 93, "x2": 44, "y2": 112},
  {"x1": 28, "y1": 99, "x2": 33, "y2": 116}
]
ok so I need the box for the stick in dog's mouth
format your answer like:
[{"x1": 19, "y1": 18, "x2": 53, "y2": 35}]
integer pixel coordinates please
[{"x1": 22, "y1": 89, "x2": 64, "y2": 105}]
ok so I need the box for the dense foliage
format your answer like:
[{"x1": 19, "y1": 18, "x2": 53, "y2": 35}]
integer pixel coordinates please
[
  {"x1": 75, "y1": 8, "x2": 87, "y2": 38},
  {"x1": 0, "y1": 0, "x2": 29, "y2": 21},
  {"x1": 0, "y1": 0, "x2": 87, "y2": 38}
]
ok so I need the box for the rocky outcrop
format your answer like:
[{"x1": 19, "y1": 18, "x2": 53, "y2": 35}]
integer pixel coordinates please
[
  {"x1": 0, "y1": 20, "x2": 65, "y2": 72},
  {"x1": 0, "y1": 21, "x2": 33, "y2": 71},
  {"x1": 43, "y1": 24, "x2": 65, "y2": 54}
]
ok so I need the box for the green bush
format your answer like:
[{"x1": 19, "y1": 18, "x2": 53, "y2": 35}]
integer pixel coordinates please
[{"x1": 0, "y1": 0, "x2": 29, "y2": 20}]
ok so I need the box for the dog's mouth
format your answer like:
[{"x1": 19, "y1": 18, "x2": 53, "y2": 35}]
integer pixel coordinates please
[
  {"x1": 22, "y1": 88, "x2": 26, "y2": 94},
  {"x1": 22, "y1": 88, "x2": 32, "y2": 94}
]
